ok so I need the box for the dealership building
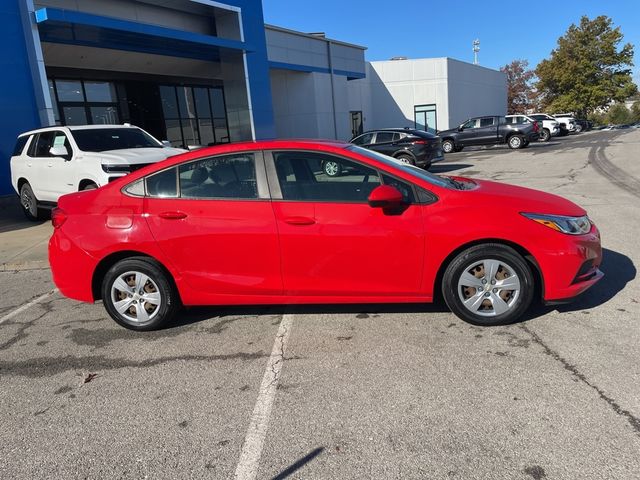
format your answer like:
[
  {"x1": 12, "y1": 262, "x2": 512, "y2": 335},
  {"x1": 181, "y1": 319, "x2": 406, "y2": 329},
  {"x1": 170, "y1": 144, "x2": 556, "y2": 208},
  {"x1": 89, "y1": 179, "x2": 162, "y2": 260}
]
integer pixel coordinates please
[{"x1": 1, "y1": 0, "x2": 506, "y2": 197}]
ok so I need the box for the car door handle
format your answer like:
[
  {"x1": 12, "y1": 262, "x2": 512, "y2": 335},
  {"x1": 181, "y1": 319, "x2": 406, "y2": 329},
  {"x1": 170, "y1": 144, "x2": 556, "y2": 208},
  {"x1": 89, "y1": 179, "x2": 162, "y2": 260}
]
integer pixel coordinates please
[
  {"x1": 283, "y1": 216, "x2": 315, "y2": 225},
  {"x1": 159, "y1": 211, "x2": 187, "y2": 220}
]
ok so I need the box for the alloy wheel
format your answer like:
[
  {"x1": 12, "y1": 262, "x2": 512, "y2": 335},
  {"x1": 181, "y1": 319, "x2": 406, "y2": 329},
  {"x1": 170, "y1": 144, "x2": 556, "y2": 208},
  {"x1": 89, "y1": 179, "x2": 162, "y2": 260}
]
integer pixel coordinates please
[{"x1": 110, "y1": 271, "x2": 162, "y2": 325}]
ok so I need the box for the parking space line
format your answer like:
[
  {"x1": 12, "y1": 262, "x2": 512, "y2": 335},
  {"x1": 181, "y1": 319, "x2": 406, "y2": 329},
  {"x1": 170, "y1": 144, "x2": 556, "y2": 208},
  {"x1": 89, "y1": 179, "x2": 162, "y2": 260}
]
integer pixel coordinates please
[
  {"x1": 234, "y1": 313, "x2": 294, "y2": 480},
  {"x1": 0, "y1": 289, "x2": 57, "y2": 326}
]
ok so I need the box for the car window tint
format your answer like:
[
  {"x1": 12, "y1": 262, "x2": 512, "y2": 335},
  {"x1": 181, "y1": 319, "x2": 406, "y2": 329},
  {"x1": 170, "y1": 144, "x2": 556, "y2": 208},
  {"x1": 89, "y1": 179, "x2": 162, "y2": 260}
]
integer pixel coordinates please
[
  {"x1": 13, "y1": 136, "x2": 29, "y2": 156},
  {"x1": 375, "y1": 132, "x2": 394, "y2": 143},
  {"x1": 31, "y1": 132, "x2": 58, "y2": 157},
  {"x1": 273, "y1": 151, "x2": 380, "y2": 202},
  {"x1": 352, "y1": 133, "x2": 373, "y2": 145},
  {"x1": 72, "y1": 128, "x2": 162, "y2": 152},
  {"x1": 179, "y1": 153, "x2": 257, "y2": 199},
  {"x1": 462, "y1": 119, "x2": 477, "y2": 129},
  {"x1": 146, "y1": 167, "x2": 178, "y2": 198},
  {"x1": 381, "y1": 174, "x2": 415, "y2": 204},
  {"x1": 480, "y1": 117, "x2": 495, "y2": 127}
]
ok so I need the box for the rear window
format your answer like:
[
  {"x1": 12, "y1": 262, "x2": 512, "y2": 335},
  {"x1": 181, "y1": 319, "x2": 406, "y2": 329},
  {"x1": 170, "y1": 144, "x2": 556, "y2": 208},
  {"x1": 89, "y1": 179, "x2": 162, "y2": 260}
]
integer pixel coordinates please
[
  {"x1": 13, "y1": 136, "x2": 29, "y2": 156},
  {"x1": 72, "y1": 128, "x2": 162, "y2": 152}
]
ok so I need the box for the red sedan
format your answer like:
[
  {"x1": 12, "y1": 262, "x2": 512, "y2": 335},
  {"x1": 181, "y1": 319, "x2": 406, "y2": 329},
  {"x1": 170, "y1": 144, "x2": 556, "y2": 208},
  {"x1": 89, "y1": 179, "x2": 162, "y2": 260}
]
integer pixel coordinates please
[{"x1": 48, "y1": 140, "x2": 603, "y2": 330}]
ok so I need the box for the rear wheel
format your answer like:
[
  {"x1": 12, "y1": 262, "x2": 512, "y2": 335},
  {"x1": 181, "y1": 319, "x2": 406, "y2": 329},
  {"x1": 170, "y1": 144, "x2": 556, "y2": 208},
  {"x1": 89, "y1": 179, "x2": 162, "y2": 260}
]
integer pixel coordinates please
[
  {"x1": 82, "y1": 182, "x2": 98, "y2": 191},
  {"x1": 442, "y1": 139, "x2": 455, "y2": 154},
  {"x1": 442, "y1": 244, "x2": 534, "y2": 326},
  {"x1": 396, "y1": 154, "x2": 414, "y2": 165},
  {"x1": 508, "y1": 135, "x2": 524, "y2": 149},
  {"x1": 19, "y1": 183, "x2": 46, "y2": 221},
  {"x1": 539, "y1": 128, "x2": 551, "y2": 142},
  {"x1": 102, "y1": 257, "x2": 179, "y2": 331}
]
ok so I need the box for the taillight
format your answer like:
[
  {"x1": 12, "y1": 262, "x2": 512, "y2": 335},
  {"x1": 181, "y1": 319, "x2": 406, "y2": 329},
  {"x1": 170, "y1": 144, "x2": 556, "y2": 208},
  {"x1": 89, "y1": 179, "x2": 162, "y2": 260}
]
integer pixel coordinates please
[
  {"x1": 51, "y1": 208, "x2": 67, "y2": 228},
  {"x1": 411, "y1": 140, "x2": 427, "y2": 144},
  {"x1": 533, "y1": 122, "x2": 540, "y2": 132}
]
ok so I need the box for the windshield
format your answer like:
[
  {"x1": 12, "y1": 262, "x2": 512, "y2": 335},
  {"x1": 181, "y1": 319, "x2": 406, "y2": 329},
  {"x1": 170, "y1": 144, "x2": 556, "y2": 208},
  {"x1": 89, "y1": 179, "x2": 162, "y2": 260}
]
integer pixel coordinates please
[
  {"x1": 347, "y1": 145, "x2": 452, "y2": 189},
  {"x1": 72, "y1": 128, "x2": 163, "y2": 152}
]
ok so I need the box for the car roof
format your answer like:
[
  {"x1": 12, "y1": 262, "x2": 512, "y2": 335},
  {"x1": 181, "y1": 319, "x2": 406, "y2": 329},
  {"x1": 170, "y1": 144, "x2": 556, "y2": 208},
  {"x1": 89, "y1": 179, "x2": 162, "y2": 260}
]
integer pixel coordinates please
[{"x1": 17, "y1": 124, "x2": 142, "y2": 137}]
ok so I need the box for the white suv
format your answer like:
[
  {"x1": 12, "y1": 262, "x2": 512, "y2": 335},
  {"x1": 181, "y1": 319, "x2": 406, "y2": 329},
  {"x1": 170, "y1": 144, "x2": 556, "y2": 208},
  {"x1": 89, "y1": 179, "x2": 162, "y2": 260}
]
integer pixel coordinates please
[
  {"x1": 529, "y1": 114, "x2": 561, "y2": 141},
  {"x1": 10, "y1": 125, "x2": 185, "y2": 220}
]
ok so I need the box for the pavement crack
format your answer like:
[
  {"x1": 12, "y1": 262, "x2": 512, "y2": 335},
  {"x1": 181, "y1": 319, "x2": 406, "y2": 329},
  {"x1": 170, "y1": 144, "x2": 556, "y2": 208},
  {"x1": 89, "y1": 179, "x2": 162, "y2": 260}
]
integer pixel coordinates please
[
  {"x1": 521, "y1": 324, "x2": 640, "y2": 436},
  {"x1": 0, "y1": 352, "x2": 268, "y2": 378}
]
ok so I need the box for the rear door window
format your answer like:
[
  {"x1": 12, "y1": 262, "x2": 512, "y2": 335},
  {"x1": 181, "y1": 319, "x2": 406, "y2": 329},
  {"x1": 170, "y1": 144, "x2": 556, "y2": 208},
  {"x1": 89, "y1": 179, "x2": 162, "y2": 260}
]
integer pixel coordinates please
[
  {"x1": 146, "y1": 168, "x2": 178, "y2": 198},
  {"x1": 374, "y1": 132, "x2": 395, "y2": 144},
  {"x1": 480, "y1": 117, "x2": 495, "y2": 127},
  {"x1": 179, "y1": 153, "x2": 258, "y2": 199}
]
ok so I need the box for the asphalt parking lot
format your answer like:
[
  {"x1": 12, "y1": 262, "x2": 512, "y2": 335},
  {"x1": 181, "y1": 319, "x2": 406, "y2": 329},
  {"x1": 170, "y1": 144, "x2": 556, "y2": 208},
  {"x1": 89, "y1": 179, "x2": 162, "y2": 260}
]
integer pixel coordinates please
[{"x1": 1, "y1": 130, "x2": 639, "y2": 479}]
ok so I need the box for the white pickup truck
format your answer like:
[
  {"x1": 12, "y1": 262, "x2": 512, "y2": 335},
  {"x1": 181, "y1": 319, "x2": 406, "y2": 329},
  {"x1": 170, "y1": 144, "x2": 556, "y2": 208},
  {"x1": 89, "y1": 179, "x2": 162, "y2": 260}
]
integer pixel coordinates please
[{"x1": 10, "y1": 125, "x2": 185, "y2": 220}]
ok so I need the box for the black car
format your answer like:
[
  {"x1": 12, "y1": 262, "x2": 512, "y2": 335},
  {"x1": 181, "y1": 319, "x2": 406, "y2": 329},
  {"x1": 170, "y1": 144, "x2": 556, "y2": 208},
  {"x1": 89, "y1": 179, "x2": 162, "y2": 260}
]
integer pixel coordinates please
[{"x1": 348, "y1": 129, "x2": 443, "y2": 172}]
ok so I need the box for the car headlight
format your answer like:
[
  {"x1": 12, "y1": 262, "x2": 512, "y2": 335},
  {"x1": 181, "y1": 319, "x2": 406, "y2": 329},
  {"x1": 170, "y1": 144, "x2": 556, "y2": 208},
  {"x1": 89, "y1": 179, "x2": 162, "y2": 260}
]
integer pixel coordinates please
[{"x1": 522, "y1": 213, "x2": 591, "y2": 235}]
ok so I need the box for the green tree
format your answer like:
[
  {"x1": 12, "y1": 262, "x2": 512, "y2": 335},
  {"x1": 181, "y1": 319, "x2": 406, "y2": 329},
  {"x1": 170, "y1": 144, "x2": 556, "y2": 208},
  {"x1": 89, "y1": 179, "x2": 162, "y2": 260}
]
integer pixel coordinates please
[
  {"x1": 607, "y1": 103, "x2": 632, "y2": 124},
  {"x1": 631, "y1": 101, "x2": 640, "y2": 122},
  {"x1": 500, "y1": 59, "x2": 539, "y2": 114},
  {"x1": 536, "y1": 16, "x2": 637, "y2": 117}
]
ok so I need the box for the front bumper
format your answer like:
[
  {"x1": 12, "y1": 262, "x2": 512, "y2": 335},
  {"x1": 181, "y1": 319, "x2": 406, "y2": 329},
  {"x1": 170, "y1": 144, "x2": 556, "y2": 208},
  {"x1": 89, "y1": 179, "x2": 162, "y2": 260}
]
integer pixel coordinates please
[{"x1": 537, "y1": 226, "x2": 603, "y2": 302}]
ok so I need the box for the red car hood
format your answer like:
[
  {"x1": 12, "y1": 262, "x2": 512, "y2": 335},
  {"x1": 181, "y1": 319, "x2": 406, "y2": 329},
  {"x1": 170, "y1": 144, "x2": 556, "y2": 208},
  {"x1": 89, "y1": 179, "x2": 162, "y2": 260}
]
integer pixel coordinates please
[{"x1": 451, "y1": 177, "x2": 586, "y2": 217}]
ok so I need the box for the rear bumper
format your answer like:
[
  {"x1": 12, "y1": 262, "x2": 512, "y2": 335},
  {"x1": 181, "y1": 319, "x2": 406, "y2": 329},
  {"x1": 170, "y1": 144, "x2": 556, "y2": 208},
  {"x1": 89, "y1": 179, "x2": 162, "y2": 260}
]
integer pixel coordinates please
[{"x1": 49, "y1": 228, "x2": 97, "y2": 303}]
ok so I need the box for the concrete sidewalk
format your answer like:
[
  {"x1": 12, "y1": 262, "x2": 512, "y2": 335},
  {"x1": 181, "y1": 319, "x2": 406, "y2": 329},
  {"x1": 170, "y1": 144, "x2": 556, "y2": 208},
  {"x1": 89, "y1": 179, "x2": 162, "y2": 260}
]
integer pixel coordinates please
[{"x1": 0, "y1": 196, "x2": 51, "y2": 271}]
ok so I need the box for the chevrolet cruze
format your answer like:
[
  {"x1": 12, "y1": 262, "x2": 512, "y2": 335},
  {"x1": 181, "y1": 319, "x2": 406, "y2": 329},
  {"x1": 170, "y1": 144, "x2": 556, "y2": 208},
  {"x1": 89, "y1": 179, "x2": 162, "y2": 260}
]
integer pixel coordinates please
[{"x1": 48, "y1": 140, "x2": 603, "y2": 330}]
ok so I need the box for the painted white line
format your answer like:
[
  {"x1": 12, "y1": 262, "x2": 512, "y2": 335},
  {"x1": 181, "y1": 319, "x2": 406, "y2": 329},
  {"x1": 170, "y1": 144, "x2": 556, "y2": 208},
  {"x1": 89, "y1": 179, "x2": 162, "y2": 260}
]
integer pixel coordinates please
[
  {"x1": 234, "y1": 313, "x2": 294, "y2": 480},
  {"x1": 0, "y1": 289, "x2": 57, "y2": 326}
]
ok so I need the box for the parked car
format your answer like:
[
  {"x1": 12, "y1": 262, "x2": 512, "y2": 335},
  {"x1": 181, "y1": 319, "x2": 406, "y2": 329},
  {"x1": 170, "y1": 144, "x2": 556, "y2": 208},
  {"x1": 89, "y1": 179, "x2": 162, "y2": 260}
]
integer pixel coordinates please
[
  {"x1": 505, "y1": 115, "x2": 545, "y2": 143},
  {"x1": 10, "y1": 125, "x2": 185, "y2": 220},
  {"x1": 349, "y1": 128, "x2": 444, "y2": 172},
  {"x1": 574, "y1": 119, "x2": 592, "y2": 132},
  {"x1": 552, "y1": 113, "x2": 578, "y2": 133},
  {"x1": 49, "y1": 140, "x2": 603, "y2": 330},
  {"x1": 528, "y1": 114, "x2": 561, "y2": 141},
  {"x1": 438, "y1": 116, "x2": 539, "y2": 152}
]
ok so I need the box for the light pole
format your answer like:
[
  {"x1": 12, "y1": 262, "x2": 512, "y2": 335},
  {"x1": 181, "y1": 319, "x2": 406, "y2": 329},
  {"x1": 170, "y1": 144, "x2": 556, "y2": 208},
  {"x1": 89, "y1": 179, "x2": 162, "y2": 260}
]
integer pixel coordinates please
[{"x1": 473, "y1": 39, "x2": 480, "y2": 65}]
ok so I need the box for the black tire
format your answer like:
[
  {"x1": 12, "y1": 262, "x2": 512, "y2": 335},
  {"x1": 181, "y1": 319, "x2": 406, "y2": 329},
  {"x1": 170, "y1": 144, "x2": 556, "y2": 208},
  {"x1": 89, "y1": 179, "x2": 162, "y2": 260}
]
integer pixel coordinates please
[
  {"x1": 539, "y1": 129, "x2": 551, "y2": 142},
  {"x1": 508, "y1": 135, "x2": 524, "y2": 149},
  {"x1": 454, "y1": 146, "x2": 464, "y2": 152},
  {"x1": 522, "y1": 140, "x2": 530, "y2": 148},
  {"x1": 575, "y1": 124, "x2": 583, "y2": 133},
  {"x1": 102, "y1": 257, "x2": 179, "y2": 331},
  {"x1": 82, "y1": 182, "x2": 98, "y2": 191},
  {"x1": 19, "y1": 183, "x2": 46, "y2": 221},
  {"x1": 322, "y1": 160, "x2": 342, "y2": 177},
  {"x1": 442, "y1": 244, "x2": 534, "y2": 326},
  {"x1": 442, "y1": 139, "x2": 455, "y2": 154},
  {"x1": 395, "y1": 154, "x2": 414, "y2": 165}
]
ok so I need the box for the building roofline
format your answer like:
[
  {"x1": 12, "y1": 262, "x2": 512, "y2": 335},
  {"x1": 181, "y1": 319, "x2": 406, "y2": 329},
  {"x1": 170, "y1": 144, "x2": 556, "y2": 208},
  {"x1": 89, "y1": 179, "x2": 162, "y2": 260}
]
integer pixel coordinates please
[
  {"x1": 368, "y1": 56, "x2": 504, "y2": 74},
  {"x1": 264, "y1": 24, "x2": 367, "y2": 50}
]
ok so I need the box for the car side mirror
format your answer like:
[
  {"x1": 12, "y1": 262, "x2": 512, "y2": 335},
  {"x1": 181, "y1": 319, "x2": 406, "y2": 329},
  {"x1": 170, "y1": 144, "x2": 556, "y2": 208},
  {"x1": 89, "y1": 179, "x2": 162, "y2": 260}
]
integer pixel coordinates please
[
  {"x1": 161, "y1": 140, "x2": 172, "y2": 147},
  {"x1": 368, "y1": 185, "x2": 404, "y2": 208},
  {"x1": 49, "y1": 145, "x2": 69, "y2": 158},
  {"x1": 458, "y1": 126, "x2": 464, "y2": 132}
]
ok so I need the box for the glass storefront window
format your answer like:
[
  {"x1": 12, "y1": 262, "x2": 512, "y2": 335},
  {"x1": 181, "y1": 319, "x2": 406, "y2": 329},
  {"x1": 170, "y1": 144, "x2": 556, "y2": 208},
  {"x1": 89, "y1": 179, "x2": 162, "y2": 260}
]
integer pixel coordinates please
[
  {"x1": 193, "y1": 88, "x2": 212, "y2": 118},
  {"x1": 90, "y1": 106, "x2": 119, "y2": 125},
  {"x1": 85, "y1": 81, "x2": 117, "y2": 102},
  {"x1": 164, "y1": 119, "x2": 182, "y2": 147},
  {"x1": 63, "y1": 106, "x2": 88, "y2": 125},
  {"x1": 48, "y1": 80, "x2": 60, "y2": 124},
  {"x1": 160, "y1": 86, "x2": 179, "y2": 119},
  {"x1": 176, "y1": 86, "x2": 196, "y2": 119},
  {"x1": 210, "y1": 88, "x2": 226, "y2": 118},
  {"x1": 56, "y1": 80, "x2": 84, "y2": 102},
  {"x1": 198, "y1": 118, "x2": 215, "y2": 146}
]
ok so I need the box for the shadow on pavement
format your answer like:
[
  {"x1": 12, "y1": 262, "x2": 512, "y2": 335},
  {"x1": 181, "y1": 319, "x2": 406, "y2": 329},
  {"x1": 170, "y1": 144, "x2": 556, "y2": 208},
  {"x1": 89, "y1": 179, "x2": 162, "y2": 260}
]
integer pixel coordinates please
[
  {"x1": 270, "y1": 447, "x2": 325, "y2": 480},
  {"x1": 0, "y1": 196, "x2": 49, "y2": 233}
]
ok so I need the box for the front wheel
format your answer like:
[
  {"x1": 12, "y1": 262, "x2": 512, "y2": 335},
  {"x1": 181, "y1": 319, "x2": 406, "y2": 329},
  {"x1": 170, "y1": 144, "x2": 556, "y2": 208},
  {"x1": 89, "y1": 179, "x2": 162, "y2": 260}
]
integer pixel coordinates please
[
  {"x1": 102, "y1": 257, "x2": 179, "y2": 331},
  {"x1": 508, "y1": 135, "x2": 524, "y2": 149},
  {"x1": 442, "y1": 244, "x2": 534, "y2": 326},
  {"x1": 442, "y1": 139, "x2": 455, "y2": 154}
]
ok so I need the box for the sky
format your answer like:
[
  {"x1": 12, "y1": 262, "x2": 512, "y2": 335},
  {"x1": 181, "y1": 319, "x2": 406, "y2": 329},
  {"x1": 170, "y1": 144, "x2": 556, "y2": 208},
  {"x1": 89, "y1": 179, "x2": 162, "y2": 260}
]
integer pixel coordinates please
[{"x1": 262, "y1": 0, "x2": 640, "y2": 84}]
